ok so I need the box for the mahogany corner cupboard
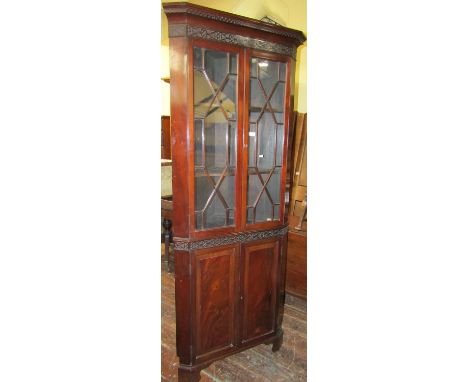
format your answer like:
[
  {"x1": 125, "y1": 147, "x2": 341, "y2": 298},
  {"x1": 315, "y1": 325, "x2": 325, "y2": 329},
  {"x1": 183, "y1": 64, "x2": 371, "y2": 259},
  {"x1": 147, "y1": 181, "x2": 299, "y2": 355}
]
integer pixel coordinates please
[{"x1": 162, "y1": 3, "x2": 306, "y2": 380}]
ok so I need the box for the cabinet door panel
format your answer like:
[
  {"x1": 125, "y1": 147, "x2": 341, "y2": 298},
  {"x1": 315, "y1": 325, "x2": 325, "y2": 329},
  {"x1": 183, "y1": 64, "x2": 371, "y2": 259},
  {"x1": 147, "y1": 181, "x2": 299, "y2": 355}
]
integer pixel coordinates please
[
  {"x1": 246, "y1": 56, "x2": 288, "y2": 225},
  {"x1": 194, "y1": 246, "x2": 238, "y2": 357},
  {"x1": 241, "y1": 240, "x2": 279, "y2": 342},
  {"x1": 193, "y1": 46, "x2": 239, "y2": 231}
]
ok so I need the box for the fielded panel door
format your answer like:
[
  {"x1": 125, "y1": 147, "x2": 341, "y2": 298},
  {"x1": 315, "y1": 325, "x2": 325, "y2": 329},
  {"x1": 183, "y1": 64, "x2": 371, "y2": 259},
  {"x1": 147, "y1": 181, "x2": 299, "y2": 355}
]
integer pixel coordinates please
[
  {"x1": 240, "y1": 239, "x2": 280, "y2": 343},
  {"x1": 193, "y1": 244, "x2": 239, "y2": 359}
]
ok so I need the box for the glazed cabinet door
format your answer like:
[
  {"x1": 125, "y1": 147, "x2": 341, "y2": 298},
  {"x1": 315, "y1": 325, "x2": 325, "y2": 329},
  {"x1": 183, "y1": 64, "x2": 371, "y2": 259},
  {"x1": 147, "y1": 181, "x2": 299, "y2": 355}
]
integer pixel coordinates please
[
  {"x1": 193, "y1": 245, "x2": 239, "y2": 360},
  {"x1": 245, "y1": 52, "x2": 290, "y2": 228},
  {"x1": 192, "y1": 43, "x2": 242, "y2": 234},
  {"x1": 240, "y1": 239, "x2": 280, "y2": 343}
]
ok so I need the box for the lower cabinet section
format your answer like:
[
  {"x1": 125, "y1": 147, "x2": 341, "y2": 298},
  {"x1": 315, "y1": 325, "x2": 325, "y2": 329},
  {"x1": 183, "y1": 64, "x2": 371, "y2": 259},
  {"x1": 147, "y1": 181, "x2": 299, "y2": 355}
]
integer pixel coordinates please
[
  {"x1": 241, "y1": 240, "x2": 279, "y2": 343},
  {"x1": 177, "y1": 232, "x2": 286, "y2": 380},
  {"x1": 194, "y1": 245, "x2": 238, "y2": 358}
]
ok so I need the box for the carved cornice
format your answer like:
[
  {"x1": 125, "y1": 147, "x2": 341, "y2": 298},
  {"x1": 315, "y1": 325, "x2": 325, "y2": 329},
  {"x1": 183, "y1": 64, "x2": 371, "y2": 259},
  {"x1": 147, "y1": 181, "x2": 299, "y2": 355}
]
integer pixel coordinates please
[
  {"x1": 163, "y1": 2, "x2": 306, "y2": 46},
  {"x1": 173, "y1": 225, "x2": 289, "y2": 251}
]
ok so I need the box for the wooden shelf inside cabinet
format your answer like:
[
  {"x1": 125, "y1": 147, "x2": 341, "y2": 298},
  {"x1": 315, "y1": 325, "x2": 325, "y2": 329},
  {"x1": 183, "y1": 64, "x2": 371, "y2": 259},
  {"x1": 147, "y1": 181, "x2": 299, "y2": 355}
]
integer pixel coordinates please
[{"x1": 163, "y1": 2, "x2": 305, "y2": 381}]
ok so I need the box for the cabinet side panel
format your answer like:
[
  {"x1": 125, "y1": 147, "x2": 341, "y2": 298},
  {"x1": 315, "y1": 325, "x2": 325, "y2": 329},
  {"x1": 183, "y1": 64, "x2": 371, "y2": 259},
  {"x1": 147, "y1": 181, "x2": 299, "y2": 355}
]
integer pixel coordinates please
[
  {"x1": 276, "y1": 232, "x2": 288, "y2": 330},
  {"x1": 169, "y1": 36, "x2": 190, "y2": 237},
  {"x1": 284, "y1": 58, "x2": 296, "y2": 222},
  {"x1": 241, "y1": 240, "x2": 279, "y2": 342},
  {"x1": 174, "y1": 249, "x2": 192, "y2": 364},
  {"x1": 194, "y1": 246, "x2": 238, "y2": 357}
]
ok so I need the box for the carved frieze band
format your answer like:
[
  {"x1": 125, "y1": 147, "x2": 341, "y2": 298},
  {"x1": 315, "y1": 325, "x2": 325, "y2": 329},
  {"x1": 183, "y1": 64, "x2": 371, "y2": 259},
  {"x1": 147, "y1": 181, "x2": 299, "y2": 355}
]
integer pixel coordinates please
[
  {"x1": 173, "y1": 226, "x2": 289, "y2": 251},
  {"x1": 188, "y1": 25, "x2": 296, "y2": 58},
  {"x1": 169, "y1": 24, "x2": 296, "y2": 58}
]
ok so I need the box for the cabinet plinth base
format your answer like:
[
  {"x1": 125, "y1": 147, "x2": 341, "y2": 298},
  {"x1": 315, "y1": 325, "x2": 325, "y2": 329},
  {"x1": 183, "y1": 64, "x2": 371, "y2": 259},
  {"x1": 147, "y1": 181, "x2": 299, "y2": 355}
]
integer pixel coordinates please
[
  {"x1": 177, "y1": 330, "x2": 284, "y2": 380},
  {"x1": 271, "y1": 329, "x2": 284, "y2": 352},
  {"x1": 178, "y1": 365, "x2": 202, "y2": 382}
]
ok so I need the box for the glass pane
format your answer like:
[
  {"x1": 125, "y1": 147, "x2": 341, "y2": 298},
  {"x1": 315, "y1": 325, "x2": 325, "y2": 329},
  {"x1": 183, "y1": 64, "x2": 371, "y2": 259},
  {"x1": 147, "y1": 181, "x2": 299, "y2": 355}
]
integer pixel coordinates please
[
  {"x1": 279, "y1": 62, "x2": 286, "y2": 81},
  {"x1": 204, "y1": 116, "x2": 227, "y2": 171},
  {"x1": 247, "y1": 57, "x2": 286, "y2": 224},
  {"x1": 229, "y1": 122, "x2": 236, "y2": 167},
  {"x1": 194, "y1": 47, "x2": 238, "y2": 230},
  {"x1": 228, "y1": 209, "x2": 234, "y2": 224},
  {"x1": 205, "y1": 49, "x2": 228, "y2": 88},
  {"x1": 257, "y1": 111, "x2": 275, "y2": 170},
  {"x1": 270, "y1": 82, "x2": 285, "y2": 114},
  {"x1": 274, "y1": 112, "x2": 284, "y2": 125},
  {"x1": 256, "y1": 191, "x2": 274, "y2": 222},
  {"x1": 195, "y1": 175, "x2": 210, "y2": 211},
  {"x1": 247, "y1": 171, "x2": 262, "y2": 207},
  {"x1": 258, "y1": 60, "x2": 278, "y2": 95},
  {"x1": 219, "y1": 175, "x2": 235, "y2": 209},
  {"x1": 229, "y1": 54, "x2": 237, "y2": 74},
  {"x1": 205, "y1": 194, "x2": 227, "y2": 228},
  {"x1": 273, "y1": 205, "x2": 280, "y2": 220},
  {"x1": 266, "y1": 168, "x2": 281, "y2": 205},
  {"x1": 250, "y1": 78, "x2": 263, "y2": 112},
  {"x1": 194, "y1": 70, "x2": 214, "y2": 119},
  {"x1": 196, "y1": 211, "x2": 203, "y2": 228},
  {"x1": 248, "y1": 123, "x2": 256, "y2": 167},
  {"x1": 222, "y1": 75, "x2": 237, "y2": 120},
  {"x1": 250, "y1": 58, "x2": 258, "y2": 78},
  {"x1": 247, "y1": 207, "x2": 254, "y2": 224},
  {"x1": 195, "y1": 119, "x2": 203, "y2": 166},
  {"x1": 194, "y1": 47, "x2": 203, "y2": 68},
  {"x1": 276, "y1": 124, "x2": 284, "y2": 165}
]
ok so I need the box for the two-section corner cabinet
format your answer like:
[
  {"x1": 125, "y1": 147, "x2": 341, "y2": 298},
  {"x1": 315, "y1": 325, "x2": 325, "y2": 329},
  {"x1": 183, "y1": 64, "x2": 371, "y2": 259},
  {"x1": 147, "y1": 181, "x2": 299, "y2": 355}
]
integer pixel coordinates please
[{"x1": 163, "y1": 3, "x2": 306, "y2": 381}]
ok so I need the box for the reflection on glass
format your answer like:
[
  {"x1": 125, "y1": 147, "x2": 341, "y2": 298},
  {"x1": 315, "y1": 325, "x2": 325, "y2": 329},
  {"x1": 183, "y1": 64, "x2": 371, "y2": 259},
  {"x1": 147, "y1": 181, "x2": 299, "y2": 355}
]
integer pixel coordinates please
[
  {"x1": 193, "y1": 47, "x2": 238, "y2": 230},
  {"x1": 247, "y1": 58, "x2": 286, "y2": 224}
]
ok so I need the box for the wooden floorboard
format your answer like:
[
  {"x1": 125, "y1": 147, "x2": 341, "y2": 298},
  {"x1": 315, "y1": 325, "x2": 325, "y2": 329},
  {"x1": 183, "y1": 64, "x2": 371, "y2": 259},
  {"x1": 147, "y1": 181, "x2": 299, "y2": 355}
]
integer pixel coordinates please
[{"x1": 161, "y1": 251, "x2": 307, "y2": 381}]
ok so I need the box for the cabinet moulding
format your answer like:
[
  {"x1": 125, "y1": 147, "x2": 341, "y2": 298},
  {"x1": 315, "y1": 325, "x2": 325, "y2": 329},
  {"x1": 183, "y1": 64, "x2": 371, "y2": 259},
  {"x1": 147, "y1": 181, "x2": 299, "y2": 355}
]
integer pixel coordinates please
[
  {"x1": 173, "y1": 225, "x2": 289, "y2": 251},
  {"x1": 163, "y1": 2, "x2": 306, "y2": 44}
]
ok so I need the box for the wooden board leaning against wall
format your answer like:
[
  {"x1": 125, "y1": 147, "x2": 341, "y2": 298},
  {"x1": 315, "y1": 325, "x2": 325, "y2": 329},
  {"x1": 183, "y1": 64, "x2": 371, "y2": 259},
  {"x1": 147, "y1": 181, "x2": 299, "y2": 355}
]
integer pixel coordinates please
[{"x1": 286, "y1": 112, "x2": 307, "y2": 300}]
